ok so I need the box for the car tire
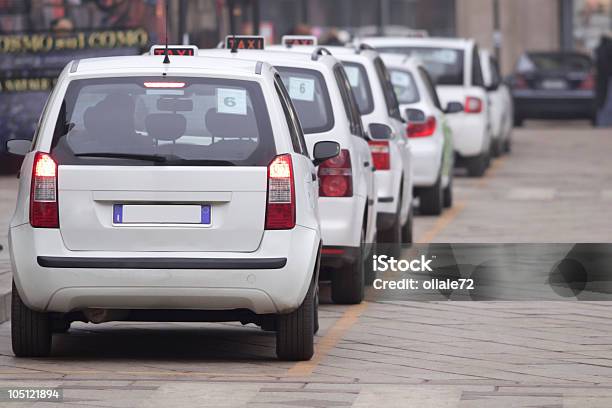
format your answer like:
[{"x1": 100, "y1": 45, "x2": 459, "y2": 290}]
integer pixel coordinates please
[
  {"x1": 401, "y1": 206, "x2": 413, "y2": 244},
  {"x1": 443, "y1": 172, "x2": 453, "y2": 208},
  {"x1": 419, "y1": 175, "x2": 443, "y2": 215},
  {"x1": 514, "y1": 116, "x2": 524, "y2": 127},
  {"x1": 503, "y1": 137, "x2": 512, "y2": 153},
  {"x1": 276, "y1": 275, "x2": 315, "y2": 361},
  {"x1": 313, "y1": 289, "x2": 319, "y2": 335},
  {"x1": 377, "y1": 203, "x2": 401, "y2": 258},
  {"x1": 466, "y1": 154, "x2": 487, "y2": 178},
  {"x1": 491, "y1": 138, "x2": 502, "y2": 158},
  {"x1": 331, "y1": 229, "x2": 365, "y2": 305},
  {"x1": 11, "y1": 282, "x2": 52, "y2": 358}
]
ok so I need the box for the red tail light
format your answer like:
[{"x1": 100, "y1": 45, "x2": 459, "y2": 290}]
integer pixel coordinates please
[
  {"x1": 265, "y1": 154, "x2": 295, "y2": 229},
  {"x1": 579, "y1": 73, "x2": 594, "y2": 90},
  {"x1": 30, "y1": 152, "x2": 59, "y2": 228},
  {"x1": 318, "y1": 149, "x2": 352, "y2": 197},
  {"x1": 368, "y1": 141, "x2": 390, "y2": 170},
  {"x1": 465, "y1": 96, "x2": 483, "y2": 114},
  {"x1": 407, "y1": 117, "x2": 437, "y2": 138}
]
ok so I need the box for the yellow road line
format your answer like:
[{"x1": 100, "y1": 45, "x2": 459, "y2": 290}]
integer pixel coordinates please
[
  {"x1": 286, "y1": 301, "x2": 369, "y2": 377},
  {"x1": 416, "y1": 201, "x2": 465, "y2": 244}
]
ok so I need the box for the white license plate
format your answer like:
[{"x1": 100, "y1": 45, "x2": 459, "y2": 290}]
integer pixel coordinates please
[
  {"x1": 541, "y1": 79, "x2": 567, "y2": 90},
  {"x1": 113, "y1": 204, "x2": 211, "y2": 224}
]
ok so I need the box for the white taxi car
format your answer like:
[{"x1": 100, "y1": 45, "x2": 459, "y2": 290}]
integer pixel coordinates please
[
  {"x1": 480, "y1": 49, "x2": 513, "y2": 156},
  {"x1": 6, "y1": 50, "x2": 340, "y2": 361},
  {"x1": 363, "y1": 37, "x2": 491, "y2": 177},
  {"x1": 381, "y1": 54, "x2": 455, "y2": 215},
  {"x1": 200, "y1": 44, "x2": 377, "y2": 304},
  {"x1": 270, "y1": 43, "x2": 414, "y2": 249}
]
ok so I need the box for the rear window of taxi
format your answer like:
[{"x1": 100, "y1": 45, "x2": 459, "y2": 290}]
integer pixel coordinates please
[{"x1": 50, "y1": 77, "x2": 276, "y2": 166}]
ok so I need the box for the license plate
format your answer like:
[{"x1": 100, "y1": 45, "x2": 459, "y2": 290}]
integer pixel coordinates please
[
  {"x1": 541, "y1": 79, "x2": 567, "y2": 90},
  {"x1": 113, "y1": 204, "x2": 211, "y2": 225}
]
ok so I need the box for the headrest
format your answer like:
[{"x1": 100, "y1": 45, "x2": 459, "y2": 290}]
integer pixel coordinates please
[
  {"x1": 205, "y1": 108, "x2": 258, "y2": 139},
  {"x1": 145, "y1": 113, "x2": 186, "y2": 141}
]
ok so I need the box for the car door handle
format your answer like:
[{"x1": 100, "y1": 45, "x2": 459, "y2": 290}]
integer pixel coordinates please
[
  {"x1": 311, "y1": 172, "x2": 317, "y2": 181},
  {"x1": 363, "y1": 161, "x2": 370, "y2": 167}
]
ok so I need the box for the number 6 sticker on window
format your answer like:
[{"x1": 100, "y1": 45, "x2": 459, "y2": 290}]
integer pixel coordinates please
[
  {"x1": 217, "y1": 88, "x2": 247, "y2": 115},
  {"x1": 288, "y1": 77, "x2": 315, "y2": 101}
]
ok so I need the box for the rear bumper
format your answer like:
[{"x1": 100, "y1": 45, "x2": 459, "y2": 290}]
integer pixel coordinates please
[
  {"x1": 513, "y1": 91, "x2": 595, "y2": 118},
  {"x1": 318, "y1": 195, "x2": 366, "y2": 248},
  {"x1": 447, "y1": 113, "x2": 488, "y2": 158},
  {"x1": 411, "y1": 138, "x2": 442, "y2": 187},
  {"x1": 10, "y1": 224, "x2": 320, "y2": 315}
]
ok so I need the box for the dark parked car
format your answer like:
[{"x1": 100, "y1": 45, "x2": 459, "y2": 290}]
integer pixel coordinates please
[{"x1": 510, "y1": 51, "x2": 596, "y2": 126}]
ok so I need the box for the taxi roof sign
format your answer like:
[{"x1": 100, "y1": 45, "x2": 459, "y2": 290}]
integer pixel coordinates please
[
  {"x1": 225, "y1": 35, "x2": 265, "y2": 50},
  {"x1": 282, "y1": 35, "x2": 318, "y2": 47},
  {"x1": 149, "y1": 45, "x2": 199, "y2": 56}
]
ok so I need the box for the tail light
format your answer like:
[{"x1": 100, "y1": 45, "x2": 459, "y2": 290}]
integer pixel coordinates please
[
  {"x1": 465, "y1": 96, "x2": 483, "y2": 114},
  {"x1": 265, "y1": 154, "x2": 295, "y2": 230},
  {"x1": 407, "y1": 117, "x2": 437, "y2": 138},
  {"x1": 579, "y1": 73, "x2": 594, "y2": 90},
  {"x1": 30, "y1": 152, "x2": 59, "y2": 228},
  {"x1": 318, "y1": 149, "x2": 352, "y2": 197},
  {"x1": 368, "y1": 141, "x2": 390, "y2": 170},
  {"x1": 514, "y1": 75, "x2": 528, "y2": 90}
]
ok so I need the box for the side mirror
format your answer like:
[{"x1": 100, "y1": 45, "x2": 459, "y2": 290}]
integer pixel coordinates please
[
  {"x1": 444, "y1": 102, "x2": 464, "y2": 114},
  {"x1": 368, "y1": 123, "x2": 393, "y2": 140},
  {"x1": 6, "y1": 139, "x2": 31, "y2": 156},
  {"x1": 312, "y1": 141, "x2": 340, "y2": 166}
]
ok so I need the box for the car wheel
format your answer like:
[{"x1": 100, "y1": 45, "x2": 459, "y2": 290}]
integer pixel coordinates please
[
  {"x1": 401, "y1": 206, "x2": 413, "y2": 244},
  {"x1": 313, "y1": 288, "x2": 319, "y2": 335},
  {"x1": 11, "y1": 282, "x2": 52, "y2": 357},
  {"x1": 514, "y1": 116, "x2": 524, "y2": 127},
  {"x1": 491, "y1": 138, "x2": 502, "y2": 158},
  {"x1": 52, "y1": 319, "x2": 71, "y2": 334},
  {"x1": 503, "y1": 137, "x2": 512, "y2": 153},
  {"x1": 377, "y1": 203, "x2": 401, "y2": 258},
  {"x1": 276, "y1": 275, "x2": 315, "y2": 361},
  {"x1": 331, "y1": 229, "x2": 365, "y2": 305},
  {"x1": 419, "y1": 175, "x2": 443, "y2": 215},
  {"x1": 466, "y1": 154, "x2": 487, "y2": 178},
  {"x1": 443, "y1": 172, "x2": 453, "y2": 208}
]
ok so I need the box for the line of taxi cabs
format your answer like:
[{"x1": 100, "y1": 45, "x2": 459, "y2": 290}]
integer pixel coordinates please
[{"x1": 4, "y1": 35, "x2": 457, "y2": 361}]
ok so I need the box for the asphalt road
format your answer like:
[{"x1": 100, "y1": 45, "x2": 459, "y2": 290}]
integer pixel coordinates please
[{"x1": 0, "y1": 121, "x2": 611, "y2": 407}]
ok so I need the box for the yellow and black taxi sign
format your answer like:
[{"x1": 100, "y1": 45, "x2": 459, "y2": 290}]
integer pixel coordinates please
[
  {"x1": 149, "y1": 45, "x2": 198, "y2": 56},
  {"x1": 282, "y1": 35, "x2": 318, "y2": 47},
  {"x1": 225, "y1": 35, "x2": 265, "y2": 50}
]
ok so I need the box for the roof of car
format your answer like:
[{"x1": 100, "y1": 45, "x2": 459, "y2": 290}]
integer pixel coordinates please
[
  {"x1": 198, "y1": 48, "x2": 339, "y2": 69},
  {"x1": 72, "y1": 55, "x2": 265, "y2": 76},
  {"x1": 360, "y1": 36, "x2": 475, "y2": 50}
]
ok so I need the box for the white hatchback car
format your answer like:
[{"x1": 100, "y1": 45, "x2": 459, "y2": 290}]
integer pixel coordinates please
[
  {"x1": 363, "y1": 37, "x2": 492, "y2": 177},
  {"x1": 199, "y1": 46, "x2": 378, "y2": 304},
  {"x1": 270, "y1": 44, "x2": 414, "y2": 249},
  {"x1": 6, "y1": 52, "x2": 340, "y2": 361},
  {"x1": 480, "y1": 49, "x2": 513, "y2": 156},
  {"x1": 381, "y1": 54, "x2": 455, "y2": 215}
]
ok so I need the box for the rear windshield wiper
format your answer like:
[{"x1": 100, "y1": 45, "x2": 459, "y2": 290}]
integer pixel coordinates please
[{"x1": 74, "y1": 152, "x2": 167, "y2": 163}]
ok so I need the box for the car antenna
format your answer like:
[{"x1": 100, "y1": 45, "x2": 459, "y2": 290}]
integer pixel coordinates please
[
  {"x1": 230, "y1": 34, "x2": 238, "y2": 53},
  {"x1": 163, "y1": 0, "x2": 170, "y2": 64}
]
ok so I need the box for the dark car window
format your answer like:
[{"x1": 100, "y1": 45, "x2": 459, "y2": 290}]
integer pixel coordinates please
[
  {"x1": 389, "y1": 68, "x2": 420, "y2": 104},
  {"x1": 377, "y1": 46, "x2": 465, "y2": 86},
  {"x1": 418, "y1": 67, "x2": 443, "y2": 111},
  {"x1": 341, "y1": 61, "x2": 375, "y2": 115},
  {"x1": 274, "y1": 75, "x2": 308, "y2": 156},
  {"x1": 50, "y1": 76, "x2": 276, "y2": 166},
  {"x1": 518, "y1": 52, "x2": 593, "y2": 72},
  {"x1": 472, "y1": 46, "x2": 485, "y2": 87},
  {"x1": 276, "y1": 66, "x2": 334, "y2": 134},
  {"x1": 374, "y1": 57, "x2": 402, "y2": 120},
  {"x1": 334, "y1": 64, "x2": 366, "y2": 138}
]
